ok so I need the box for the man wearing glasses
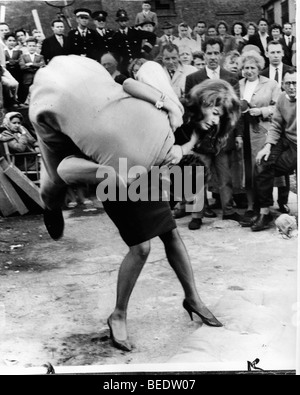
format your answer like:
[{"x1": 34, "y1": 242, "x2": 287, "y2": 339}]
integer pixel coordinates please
[
  {"x1": 250, "y1": 68, "x2": 297, "y2": 231},
  {"x1": 66, "y1": 8, "x2": 98, "y2": 60}
]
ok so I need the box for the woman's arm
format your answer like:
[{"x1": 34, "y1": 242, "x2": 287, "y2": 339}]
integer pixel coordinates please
[
  {"x1": 181, "y1": 131, "x2": 198, "y2": 155},
  {"x1": 164, "y1": 131, "x2": 199, "y2": 166},
  {"x1": 123, "y1": 78, "x2": 183, "y2": 132}
]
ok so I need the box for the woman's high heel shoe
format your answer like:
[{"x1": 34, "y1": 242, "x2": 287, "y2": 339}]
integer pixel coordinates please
[
  {"x1": 107, "y1": 316, "x2": 132, "y2": 352},
  {"x1": 183, "y1": 299, "x2": 223, "y2": 327}
]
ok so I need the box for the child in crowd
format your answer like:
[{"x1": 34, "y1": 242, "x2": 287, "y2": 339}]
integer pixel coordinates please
[{"x1": 19, "y1": 37, "x2": 45, "y2": 104}]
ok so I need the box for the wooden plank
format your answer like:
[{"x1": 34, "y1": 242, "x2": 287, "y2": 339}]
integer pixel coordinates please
[
  {"x1": 0, "y1": 158, "x2": 44, "y2": 208},
  {"x1": 0, "y1": 168, "x2": 28, "y2": 216}
]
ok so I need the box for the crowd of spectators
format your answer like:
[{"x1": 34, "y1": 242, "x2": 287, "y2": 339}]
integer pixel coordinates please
[{"x1": 0, "y1": 1, "x2": 297, "y2": 230}]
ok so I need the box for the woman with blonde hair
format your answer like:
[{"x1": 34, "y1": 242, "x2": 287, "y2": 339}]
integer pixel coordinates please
[
  {"x1": 238, "y1": 50, "x2": 281, "y2": 226},
  {"x1": 127, "y1": 57, "x2": 148, "y2": 78},
  {"x1": 178, "y1": 45, "x2": 193, "y2": 65},
  {"x1": 173, "y1": 22, "x2": 199, "y2": 54}
]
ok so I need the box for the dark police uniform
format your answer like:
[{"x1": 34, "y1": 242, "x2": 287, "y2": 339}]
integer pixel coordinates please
[
  {"x1": 66, "y1": 28, "x2": 98, "y2": 60},
  {"x1": 110, "y1": 9, "x2": 156, "y2": 74},
  {"x1": 66, "y1": 8, "x2": 98, "y2": 60},
  {"x1": 92, "y1": 11, "x2": 115, "y2": 60}
]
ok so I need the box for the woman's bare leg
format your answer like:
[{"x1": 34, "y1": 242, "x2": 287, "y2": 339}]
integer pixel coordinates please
[
  {"x1": 159, "y1": 228, "x2": 222, "y2": 326},
  {"x1": 108, "y1": 241, "x2": 151, "y2": 348}
]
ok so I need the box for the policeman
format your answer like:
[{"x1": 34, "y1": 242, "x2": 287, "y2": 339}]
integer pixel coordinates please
[
  {"x1": 66, "y1": 8, "x2": 98, "y2": 60},
  {"x1": 92, "y1": 10, "x2": 114, "y2": 60},
  {"x1": 111, "y1": 9, "x2": 156, "y2": 74}
]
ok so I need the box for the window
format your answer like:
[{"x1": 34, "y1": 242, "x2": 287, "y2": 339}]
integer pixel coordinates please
[
  {"x1": 266, "y1": 7, "x2": 275, "y2": 25},
  {"x1": 281, "y1": 0, "x2": 289, "y2": 25},
  {"x1": 154, "y1": 0, "x2": 176, "y2": 16}
]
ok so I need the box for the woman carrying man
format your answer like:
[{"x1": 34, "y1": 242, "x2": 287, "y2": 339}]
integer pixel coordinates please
[{"x1": 29, "y1": 56, "x2": 240, "y2": 351}]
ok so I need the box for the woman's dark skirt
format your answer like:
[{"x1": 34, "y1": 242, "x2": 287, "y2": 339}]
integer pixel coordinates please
[
  {"x1": 102, "y1": 199, "x2": 176, "y2": 247},
  {"x1": 101, "y1": 171, "x2": 177, "y2": 247}
]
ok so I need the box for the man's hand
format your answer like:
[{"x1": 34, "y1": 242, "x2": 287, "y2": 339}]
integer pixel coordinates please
[
  {"x1": 256, "y1": 143, "x2": 272, "y2": 165},
  {"x1": 235, "y1": 136, "x2": 243, "y2": 151},
  {"x1": 249, "y1": 108, "x2": 261, "y2": 117},
  {"x1": 164, "y1": 145, "x2": 183, "y2": 166},
  {"x1": 168, "y1": 110, "x2": 183, "y2": 133}
]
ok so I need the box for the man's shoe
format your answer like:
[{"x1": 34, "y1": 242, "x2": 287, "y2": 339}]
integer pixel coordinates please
[
  {"x1": 222, "y1": 212, "x2": 242, "y2": 222},
  {"x1": 188, "y1": 218, "x2": 202, "y2": 230},
  {"x1": 239, "y1": 210, "x2": 258, "y2": 227},
  {"x1": 173, "y1": 208, "x2": 188, "y2": 219},
  {"x1": 251, "y1": 213, "x2": 273, "y2": 232},
  {"x1": 278, "y1": 204, "x2": 290, "y2": 214},
  {"x1": 43, "y1": 207, "x2": 65, "y2": 240},
  {"x1": 204, "y1": 207, "x2": 217, "y2": 218}
]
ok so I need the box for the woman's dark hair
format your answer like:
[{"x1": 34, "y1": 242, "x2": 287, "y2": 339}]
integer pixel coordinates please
[
  {"x1": 217, "y1": 20, "x2": 229, "y2": 32},
  {"x1": 15, "y1": 28, "x2": 26, "y2": 36},
  {"x1": 270, "y1": 23, "x2": 283, "y2": 34},
  {"x1": 184, "y1": 79, "x2": 241, "y2": 152},
  {"x1": 231, "y1": 21, "x2": 247, "y2": 37}
]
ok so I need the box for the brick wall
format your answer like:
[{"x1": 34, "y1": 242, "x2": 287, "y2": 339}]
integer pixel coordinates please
[{"x1": 1, "y1": 0, "x2": 267, "y2": 37}]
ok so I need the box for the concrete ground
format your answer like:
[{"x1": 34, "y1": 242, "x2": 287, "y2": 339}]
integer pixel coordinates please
[{"x1": 0, "y1": 192, "x2": 298, "y2": 375}]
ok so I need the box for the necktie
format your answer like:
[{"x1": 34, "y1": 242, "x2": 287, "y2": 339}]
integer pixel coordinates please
[
  {"x1": 274, "y1": 68, "x2": 279, "y2": 83},
  {"x1": 82, "y1": 31, "x2": 86, "y2": 37},
  {"x1": 57, "y1": 36, "x2": 63, "y2": 46},
  {"x1": 212, "y1": 71, "x2": 218, "y2": 79},
  {"x1": 169, "y1": 70, "x2": 175, "y2": 79}
]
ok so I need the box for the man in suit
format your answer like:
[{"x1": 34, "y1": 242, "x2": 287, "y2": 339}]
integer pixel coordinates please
[
  {"x1": 135, "y1": 1, "x2": 158, "y2": 29},
  {"x1": 161, "y1": 43, "x2": 197, "y2": 99},
  {"x1": 282, "y1": 22, "x2": 296, "y2": 66},
  {"x1": 15, "y1": 29, "x2": 29, "y2": 54},
  {"x1": 19, "y1": 37, "x2": 45, "y2": 103},
  {"x1": 41, "y1": 19, "x2": 67, "y2": 64},
  {"x1": 184, "y1": 37, "x2": 242, "y2": 229},
  {"x1": 110, "y1": 9, "x2": 156, "y2": 75},
  {"x1": 193, "y1": 20, "x2": 207, "y2": 51},
  {"x1": 159, "y1": 21, "x2": 177, "y2": 46},
  {"x1": 261, "y1": 41, "x2": 293, "y2": 90},
  {"x1": 260, "y1": 40, "x2": 293, "y2": 214},
  {"x1": 66, "y1": 8, "x2": 98, "y2": 60},
  {"x1": 248, "y1": 18, "x2": 270, "y2": 65},
  {"x1": 91, "y1": 10, "x2": 115, "y2": 61}
]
